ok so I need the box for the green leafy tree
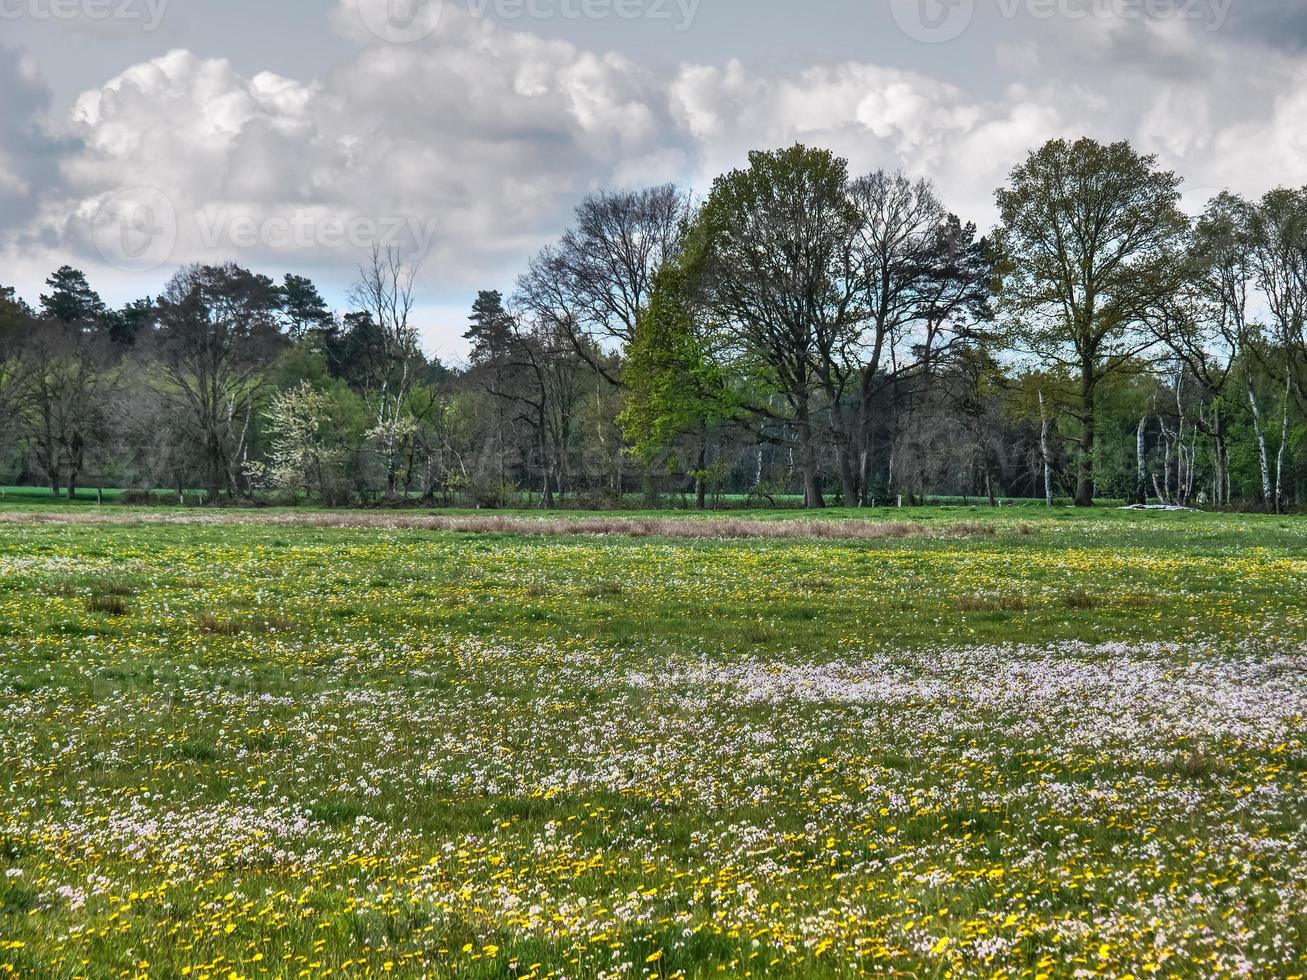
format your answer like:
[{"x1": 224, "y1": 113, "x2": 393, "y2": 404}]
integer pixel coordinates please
[
  {"x1": 464, "y1": 291, "x2": 516, "y2": 365},
  {"x1": 995, "y1": 138, "x2": 1188, "y2": 506},
  {"x1": 619, "y1": 250, "x2": 735, "y2": 509},
  {"x1": 279, "y1": 274, "x2": 332, "y2": 341},
  {"x1": 39, "y1": 266, "x2": 106, "y2": 327},
  {"x1": 104, "y1": 298, "x2": 155, "y2": 347}
]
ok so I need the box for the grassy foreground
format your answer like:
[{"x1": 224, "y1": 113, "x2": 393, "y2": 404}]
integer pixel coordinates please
[{"x1": 0, "y1": 509, "x2": 1304, "y2": 978}]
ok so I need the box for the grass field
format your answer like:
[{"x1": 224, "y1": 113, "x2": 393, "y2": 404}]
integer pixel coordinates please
[
  {"x1": 0, "y1": 486, "x2": 1087, "y2": 512},
  {"x1": 1, "y1": 508, "x2": 1304, "y2": 978}
]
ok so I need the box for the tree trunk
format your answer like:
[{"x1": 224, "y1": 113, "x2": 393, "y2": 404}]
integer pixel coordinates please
[
  {"x1": 1160, "y1": 423, "x2": 1175, "y2": 505},
  {"x1": 1214, "y1": 434, "x2": 1228, "y2": 509},
  {"x1": 541, "y1": 455, "x2": 554, "y2": 509},
  {"x1": 695, "y1": 443, "x2": 707, "y2": 511},
  {"x1": 837, "y1": 452, "x2": 858, "y2": 508},
  {"x1": 826, "y1": 395, "x2": 859, "y2": 507},
  {"x1": 39, "y1": 441, "x2": 60, "y2": 497},
  {"x1": 802, "y1": 467, "x2": 825, "y2": 510},
  {"x1": 795, "y1": 397, "x2": 825, "y2": 509},
  {"x1": 1276, "y1": 367, "x2": 1292, "y2": 515},
  {"x1": 1039, "y1": 391, "x2": 1054, "y2": 508},
  {"x1": 1075, "y1": 368, "x2": 1096, "y2": 507},
  {"x1": 857, "y1": 446, "x2": 873, "y2": 507},
  {"x1": 1248, "y1": 383, "x2": 1274, "y2": 511},
  {"x1": 66, "y1": 434, "x2": 84, "y2": 502},
  {"x1": 1134, "y1": 415, "x2": 1149, "y2": 505},
  {"x1": 205, "y1": 430, "x2": 223, "y2": 505}
]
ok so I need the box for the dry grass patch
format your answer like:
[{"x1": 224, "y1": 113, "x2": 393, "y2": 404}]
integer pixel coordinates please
[
  {"x1": 0, "y1": 510, "x2": 998, "y2": 543},
  {"x1": 957, "y1": 594, "x2": 1032, "y2": 613}
]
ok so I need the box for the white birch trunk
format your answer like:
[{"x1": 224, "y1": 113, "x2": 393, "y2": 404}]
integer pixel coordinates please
[
  {"x1": 1247, "y1": 383, "x2": 1274, "y2": 508},
  {"x1": 1039, "y1": 390, "x2": 1054, "y2": 508}
]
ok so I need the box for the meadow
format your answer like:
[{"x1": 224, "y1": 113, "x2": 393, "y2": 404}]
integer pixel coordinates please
[{"x1": 0, "y1": 507, "x2": 1304, "y2": 978}]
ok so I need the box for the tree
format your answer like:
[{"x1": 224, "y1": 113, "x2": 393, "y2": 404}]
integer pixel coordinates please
[
  {"x1": 104, "y1": 298, "x2": 156, "y2": 347},
  {"x1": 1005, "y1": 369, "x2": 1075, "y2": 507},
  {"x1": 325, "y1": 311, "x2": 384, "y2": 391},
  {"x1": 480, "y1": 314, "x2": 589, "y2": 508},
  {"x1": 17, "y1": 319, "x2": 115, "y2": 498},
  {"x1": 619, "y1": 250, "x2": 736, "y2": 509},
  {"x1": 516, "y1": 185, "x2": 688, "y2": 386},
  {"x1": 995, "y1": 138, "x2": 1188, "y2": 506},
  {"x1": 695, "y1": 145, "x2": 860, "y2": 508},
  {"x1": 349, "y1": 246, "x2": 422, "y2": 494},
  {"x1": 39, "y1": 266, "x2": 106, "y2": 328},
  {"x1": 464, "y1": 291, "x2": 516, "y2": 365},
  {"x1": 846, "y1": 172, "x2": 945, "y2": 503},
  {"x1": 1154, "y1": 193, "x2": 1256, "y2": 507},
  {"x1": 0, "y1": 287, "x2": 33, "y2": 456},
  {"x1": 463, "y1": 291, "x2": 519, "y2": 497},
  {"x1": 1245, "y1": 188, "x2": 1306, "y2": 512},
  {"x1": 847, "y1": 173, "x2": 994, "y2": 504},
  {"x1": 1247, "y1": 188, "x2": 1307, "y2": 380},
  {"x1": 280, "y1": 274, "x2": 333, "y2": 341},
  {"x1": 153, "y1": 264, "x2": 287, "y2": 501},
  {"x1": 255, "y1": 382, "x2": 345, "y2": 503}
]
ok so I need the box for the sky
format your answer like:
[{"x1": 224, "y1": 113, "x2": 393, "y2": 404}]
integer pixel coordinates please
[{"x1": 1, "y1": 0, "x2": 1306, "y2": 360}]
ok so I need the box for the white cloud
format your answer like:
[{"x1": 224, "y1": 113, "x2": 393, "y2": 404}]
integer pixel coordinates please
[
  {"x1": 19, "y1": 5, "x2": 681, "y2": 344},
  {"x1": 667, "y1": 59, "x2": 1062, "y2": 220},
  {"x1": 1, "y1": 0, "x2": 1306, "y2": 353}
]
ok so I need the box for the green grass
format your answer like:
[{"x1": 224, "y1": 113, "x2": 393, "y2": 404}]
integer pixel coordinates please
[
  {"x1": 0, "y1": 508, "x2": 1304, "y2": 978},
  {"x1": 0, "y1": 485, "x2": 126, "y2": 505},
  {"x1": 0, "y1": 483, "x2": 1111, "y2": 512}
]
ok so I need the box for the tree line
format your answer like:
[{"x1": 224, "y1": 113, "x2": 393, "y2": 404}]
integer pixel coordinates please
[{"x1": 1, "y1": 137, "x2": 1304, "y2": 510}]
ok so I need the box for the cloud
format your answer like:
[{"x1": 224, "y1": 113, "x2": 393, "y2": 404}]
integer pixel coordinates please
[
  {"x1": 17, "y1": 5, "x2": 681, "y2": 328},
  {"x1": 667, "y1": 58, "x2": 1064, "y2": 220},
  {"x1": 1222, "y1": 0, "x2": 1307, "y2": 53},
  {"x1": 2, "y1": 0, "x2": 1307, "y2": 352},
  {"x1": 0, "y1": 47, "x2": 71, "y2": 236},
  {"x1": 982, "y1": 12, "x2": 1307, "y2": 206}
]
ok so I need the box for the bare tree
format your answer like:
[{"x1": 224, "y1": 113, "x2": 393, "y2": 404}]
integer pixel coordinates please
[
  {"x1": 349, "y1": 246, "x2": 422, "y2": 494},
  {"x1": 18, "y1": 319, "x2": 116, "y2": 499},
  {"x1": 1246, "y1": 188, "x2": 1306, "y2": 512},
  {"x1": 0, "y1": 287, "x2": 31, "y2": 456},
  {"x1": 1155, "y1": 193, "x2": 1256, "y2": 506},
  {"x1": 846, "y1": 172, "x2": 945, "y2": 502},
  {"x1": 153, "y1": 264, "x2": 286, "y2": 501},
  {"x1": 516, "y1": 185, "x2": 688, "y2": 386}
]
